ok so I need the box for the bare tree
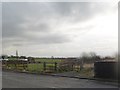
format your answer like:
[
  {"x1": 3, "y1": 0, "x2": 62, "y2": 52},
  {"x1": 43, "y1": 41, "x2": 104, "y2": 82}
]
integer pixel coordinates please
[{"x1": 79, "y1": 52, "x2": 100, "y2": 70}]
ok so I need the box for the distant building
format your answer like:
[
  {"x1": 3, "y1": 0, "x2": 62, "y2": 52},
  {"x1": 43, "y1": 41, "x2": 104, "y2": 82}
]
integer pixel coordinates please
[
  {"x1": 18, "y1": 59, "x2": 28, "y2": 61},
  {"x1": 28, "y1": 57, "x2": 35, "y2": 63}
]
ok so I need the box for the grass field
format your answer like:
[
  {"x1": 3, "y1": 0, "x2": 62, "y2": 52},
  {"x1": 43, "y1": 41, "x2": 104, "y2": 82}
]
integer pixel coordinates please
[
  {"x1": 8, "y1": 57, "x2": 63, "y2": 63},
  {"x1": 27, "y1": 64, "x2": 44, "y2": 72},
  {"x1": 34, "y1": 58, "x2": 62, "y2": 63},
  {"x1": 6, "y1": 57, "x2": 62, "y2": 72},
  {"x1": 27, "y1": 63, "x2": 56, "y2": 72},
  {"x1": 4, "y1": 58, "x2": 94, "y2": 77},
  {"x1": 28, "y1": 58, "x2": 62, "y2": 72}
]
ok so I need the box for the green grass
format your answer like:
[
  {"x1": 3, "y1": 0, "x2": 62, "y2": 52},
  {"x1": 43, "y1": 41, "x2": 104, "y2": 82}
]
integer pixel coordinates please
[
  {"x1": 34, "y1": 58, "x2": 62, "y2": 63},
  {"x1": 4, "y1": 58, "x2": 94, "y2": 77},
  {"x1": 27, "y1": 58, "x2": 61, "y2": 72},
  {"x1": 5, "y1": 58, "x2": 63, "y2": 73},
  {"x1": 27, "y1": 64, "x2": 44, "y2": 72},
  {"x1": 8, "y1": 57, "x2": 63, "y2": 63},
  {"x1": 27, "y1": 63, "x2": 56, "y2": 72},
  {"x1": 4, "y1": 64, "x2": 27, "y2": 70}
]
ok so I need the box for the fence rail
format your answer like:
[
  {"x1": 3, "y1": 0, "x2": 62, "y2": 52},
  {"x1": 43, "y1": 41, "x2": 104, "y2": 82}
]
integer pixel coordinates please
[
  {"x1": 2, "y1": 60, "x2": 94, "y2": 78},
  {"x1": 2, "y1": 60, "x2": 59, "y2": 72}
]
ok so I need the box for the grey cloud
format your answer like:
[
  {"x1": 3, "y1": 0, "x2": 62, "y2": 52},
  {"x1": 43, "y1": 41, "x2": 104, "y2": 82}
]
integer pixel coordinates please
[
  {"x1": 2, "y1": 32, "x2": 71, "y2": 48},
  {"x1": 69, "y1": 25, "x2": 94, "y2": 31},
  {"x1": 12, "y1": 43, "x2": 23, "y2": 47},
  {"x1": 0, "y1": 3, "x2": 2, "y2": 53},
  {"x1": 49, "y1": 2, "x2": 111, "y2": 22},
  {"x1": 2, "y1": 3, "x2": 26, "y2": 38},
  {"x1": 25, "y1": 33, "x2": 71, "y2": 44},
  {"x1": 36, "y1": 23, "x2": 49, "y2": 31},
  {"x1": 21, "y1": 22, "x2": 51, "y2": 32},
  {"x1": 2, "y1": 2, "x2": 54, "y2": 39},
  {"x1": 2, "y1": 2, "x2": 114, "y2": 46}
]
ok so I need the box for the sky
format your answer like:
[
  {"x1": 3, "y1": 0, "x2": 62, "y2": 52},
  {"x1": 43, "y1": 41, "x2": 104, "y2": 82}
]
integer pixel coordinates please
[
  {"x1": 0, "y1": 2, "x2": 1, "y2": 57},
  {"x1": 2, "y1": 2, "x2": 118, "y2": 57}
]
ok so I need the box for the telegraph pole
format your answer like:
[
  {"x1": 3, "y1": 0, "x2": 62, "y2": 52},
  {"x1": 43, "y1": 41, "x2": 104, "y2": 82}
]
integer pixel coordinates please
[{"x1": 16, "y1": 50, "x2": 18, "y2": 60}]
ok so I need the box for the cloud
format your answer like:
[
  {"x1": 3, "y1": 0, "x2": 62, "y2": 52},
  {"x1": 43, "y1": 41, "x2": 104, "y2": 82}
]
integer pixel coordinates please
[
  {"x1": 0, "y1": 3, "x2": 2, "y2": 55},
  {"x1": 2, "y1": 2, "x2": 112, "y2": 38},
  {"x1": 2, "y1": 2, "x2": 117, "y2": 56}
]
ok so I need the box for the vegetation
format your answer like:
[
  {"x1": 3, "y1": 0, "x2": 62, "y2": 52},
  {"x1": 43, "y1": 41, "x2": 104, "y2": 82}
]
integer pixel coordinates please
[
  {"x1": 34, "y1": 58, "x2": 62, "y2": 63},
  {"x1": 1, "y1": 52, "x2": 118, "y2": 78},
  {"x1": 27, "y1": 64, "x2": 44, "y2": 72}
]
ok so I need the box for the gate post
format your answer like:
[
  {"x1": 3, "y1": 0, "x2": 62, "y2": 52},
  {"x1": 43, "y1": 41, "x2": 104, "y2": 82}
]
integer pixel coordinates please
[
  {"x1": 54, "y1": 62, "x2": 57, "y2": 71},
  {"x1": 43, "y1": 62, "x2": 46, "y2": 71}
]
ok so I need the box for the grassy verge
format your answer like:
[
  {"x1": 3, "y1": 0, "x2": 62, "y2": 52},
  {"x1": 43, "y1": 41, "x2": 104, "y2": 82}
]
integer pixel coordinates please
[{"x1": 77, "y1": 68, "x2": 94, "y2": 78}]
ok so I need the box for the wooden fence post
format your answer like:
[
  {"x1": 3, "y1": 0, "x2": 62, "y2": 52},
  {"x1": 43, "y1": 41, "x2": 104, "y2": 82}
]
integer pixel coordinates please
[
  {"x1": 14, "y1": 63, "x2": 17, "y2": 70},
  {"x1": 72, "y1": 64, "x2": 74, "y2": 71},
  {"x1": 43, "y1": 62, "x2": 46, "y2": 71},
  {"x1": 54, "y1": 62, "x2": 57, "y2": 71}
]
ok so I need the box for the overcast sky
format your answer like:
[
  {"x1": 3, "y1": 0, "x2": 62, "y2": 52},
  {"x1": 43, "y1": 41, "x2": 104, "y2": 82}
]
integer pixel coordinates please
[{"x1": 2, "y1": 2, "x2": 118, "y2": 57}]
